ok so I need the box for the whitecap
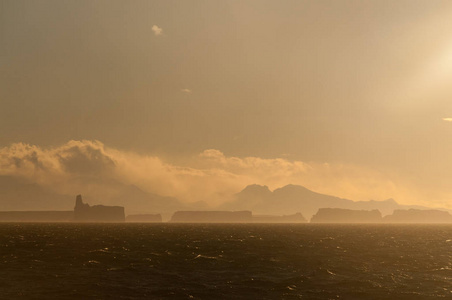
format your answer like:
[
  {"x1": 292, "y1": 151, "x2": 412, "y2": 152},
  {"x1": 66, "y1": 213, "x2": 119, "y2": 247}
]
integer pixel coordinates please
[{"x1": 193, "y1": 254, "x2": 218, "y2": 260}]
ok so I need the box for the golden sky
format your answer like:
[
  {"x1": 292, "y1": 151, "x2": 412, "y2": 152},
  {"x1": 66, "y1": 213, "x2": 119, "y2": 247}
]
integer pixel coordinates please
[{"x1": 2, "y1": 1, "x2": 452, "y2": 208}]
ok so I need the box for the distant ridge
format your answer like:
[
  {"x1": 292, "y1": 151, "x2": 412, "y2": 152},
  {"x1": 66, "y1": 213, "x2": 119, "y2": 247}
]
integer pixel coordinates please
[
  {"x1": 223, "y1": 184, "x2": 452, "y2": 219},
  {"x1": 0, "y1": 175, "x2": 74, "y2": 211},
  {"x1": 311, "y1": 208, "x2": 383, "y2": 223},
  {"x1": 1, "y1": 172, "x2": 450, "y2": 221},
  {"x1": 0, "y1": 175, "x2": 205, "y2": 218},
  {"x1": 384, "y1": 209, "x2": 452, "y2": 223}
]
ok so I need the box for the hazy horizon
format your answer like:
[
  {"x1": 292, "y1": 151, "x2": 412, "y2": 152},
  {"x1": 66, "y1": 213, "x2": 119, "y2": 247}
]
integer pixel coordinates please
[
  {"x1": 3, "y1": 2, "x2": 452, "y2": 298},
  {"x1": 3, "y1": 0, "x2": 452, "y2": 210}
]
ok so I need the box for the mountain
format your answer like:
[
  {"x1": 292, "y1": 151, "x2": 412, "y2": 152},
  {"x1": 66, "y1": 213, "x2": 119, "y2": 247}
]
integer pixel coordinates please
[
  {"x1": 222, "y1": 184, "x2": 351, "y2": 217},
  {"x1": 224, "y1": 184, "x2": 451, "y2": 219},
  {"x1": 384, "y1": 209, "x2": 452, "y2": 223},
  {"x1": 221, "y1": 184, "x2": 272, "y2": 211},
  {"x1": 2, "y1": 174, "x2": 450, "y2": 222},
  {"x1": 352, "y1": 199, "x2": 399, "y2": 216},
  {"x1": 0, "y1": 175, "x2": 74, "y2": 211},
  {"x1": 105, "y1": 184, "x2": 207, "y2": 218},
  {"x1": 0, "y1": 175, "x2": 205, "y2": 220}
]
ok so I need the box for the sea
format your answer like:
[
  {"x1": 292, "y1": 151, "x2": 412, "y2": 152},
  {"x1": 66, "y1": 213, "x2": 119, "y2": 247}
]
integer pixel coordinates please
[{"x1": 1, "y1": 223, "x2": 451, "y2": 299}]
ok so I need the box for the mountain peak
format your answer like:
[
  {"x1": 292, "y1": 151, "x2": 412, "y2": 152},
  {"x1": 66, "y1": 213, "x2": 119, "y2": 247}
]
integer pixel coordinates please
[
  {"x1": 273, "y1": 184, "x2": 313, "y2": 195},
  {"x1": 384, "y1": 198, "x2": 398, "y2": 205},
  {"x1": 239, "y1": 184, "x2": 272, "y2": 195}
]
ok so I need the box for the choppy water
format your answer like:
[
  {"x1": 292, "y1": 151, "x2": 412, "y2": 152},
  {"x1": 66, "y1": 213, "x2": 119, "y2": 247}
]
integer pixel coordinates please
[{"x1": 1, "y1": 223, "x2": 451, "y2": 299}]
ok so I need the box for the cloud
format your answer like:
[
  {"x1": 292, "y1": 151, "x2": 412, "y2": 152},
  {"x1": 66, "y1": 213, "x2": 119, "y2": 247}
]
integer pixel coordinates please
[
  {"x1": 443, "y1": 118, "x2": 452, "y2": 122},
  {"x1": 0, "y1": 140, "x2": 443, "y2": 208},
  {"x1": 0, "y1": 140, "x2": 121, "y2": 198},
  {"x1": 0, "y1": 141, "x2": 240, "y2": 205},
  {"x1": 181, "y1": 88, "x2": 192, "y2": 94},
  {"x1": 152, "y1": 25, "x2": 163, "y2": 36},
  {"x1": 197, "y1": 149, "x2": 398, "y2": 202}
]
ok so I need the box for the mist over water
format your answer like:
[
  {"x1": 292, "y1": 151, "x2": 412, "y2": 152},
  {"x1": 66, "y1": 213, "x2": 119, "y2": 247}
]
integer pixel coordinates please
[{"x1": 1, "y1": 223, "x2": 451, "y2": 299}]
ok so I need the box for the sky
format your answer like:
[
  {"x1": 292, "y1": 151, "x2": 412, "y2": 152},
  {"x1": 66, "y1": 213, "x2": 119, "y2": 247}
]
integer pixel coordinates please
[{"x1": 2, "y1": 0, "x2": 452, "y2": 209}]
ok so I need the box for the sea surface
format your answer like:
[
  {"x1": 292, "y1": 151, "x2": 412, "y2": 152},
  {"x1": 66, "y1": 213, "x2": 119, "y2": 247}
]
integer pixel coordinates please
[{"x1": 1, "y1": 223, "x2": 451, "y2": 299}]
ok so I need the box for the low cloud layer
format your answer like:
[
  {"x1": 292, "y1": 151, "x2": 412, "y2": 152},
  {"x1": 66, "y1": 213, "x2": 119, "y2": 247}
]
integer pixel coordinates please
[{"x1": 0, "y1": 140, "x2": 446, "y2": 208}]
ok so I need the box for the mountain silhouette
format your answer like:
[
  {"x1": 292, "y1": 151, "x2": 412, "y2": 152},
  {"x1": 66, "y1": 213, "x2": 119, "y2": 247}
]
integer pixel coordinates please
[
  {"x1": 0, "y1": 175, "x2": 204, "y2": 220},
  {"x1": 224, "y1": 184, "x2": 451, "y2": 219},
  {"x1": 2, "y1": 174, "x2": 450, "y2": 221},
  {"x1": 0, "y1": 175, "x2": 74, "y2": 211},
  {"x1": 106, "y1": 184, "x2": 207, "y2": 218}
]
